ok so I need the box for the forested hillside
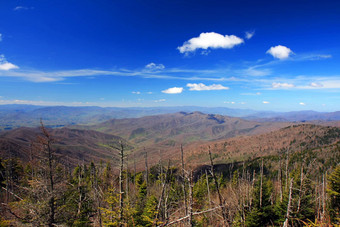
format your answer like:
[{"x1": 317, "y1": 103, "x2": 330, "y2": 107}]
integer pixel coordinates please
[
  {"x1": 1, "y1": 123, "x2": 340, "y2": 226},
  {"x1": 0, "y1": 127, "x2": 131, "y2": 166}
]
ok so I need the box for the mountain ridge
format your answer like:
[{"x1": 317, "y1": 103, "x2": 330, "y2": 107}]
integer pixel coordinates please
[{"x1": 1, "y1": 104, "x2": 340, "y2": 131}]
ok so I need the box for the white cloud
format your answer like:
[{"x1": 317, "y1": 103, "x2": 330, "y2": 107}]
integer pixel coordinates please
[
  {"x1": 245, "y1": 31, "x2": 255, "y2": 39},
  {"x1": 262, "y1": 101, "x2": 270, "y2": 104},
  {"x1": 272, "y1": 82, "x2": 295, "y2": 89},
  {"x1": 266, "y1": 45, "x2": 293, "y2": 60},
  {"x1": 178, "y1": 32, "x2": 244, "y2": 54},
  {"x1": 224, "y1": 101, "x2": 235, "y2": 104},
  {"x1": 309, "y1": 82, "x2": 323, "y2": 88},
  {"x1": 154, "y1": 99, "x2": 166, "y2": 103},
  {"x1": 0, "y1": 62, "x2": 19, "y2": 71},
  {"x1": 162, "y1": 87, "x2": 183, "y2": 94},
  {"x1": 186, "y1": 83, "x2": 229, "y2": 91},
  {"x1": 0, "y1": 55, "x2": 19, "y2": 71},
  {"x1": 145, "y1": 62, "x2": 165, "y2": 70},
  {"x1": 132, "y1": 91, "x2": 141, "y2": 94},
  {"x1": 299, "y1": 102, "x2": 306, "y2": 106}
]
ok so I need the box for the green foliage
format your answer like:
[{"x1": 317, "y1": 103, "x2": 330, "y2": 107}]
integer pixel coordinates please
[
  {"x1": 100, "y1": 187, "x2": 120, "y2": 226},
  {"x1": 193, "y1": 174, "x2": 208, "y2": 208},
  {"x1": 245, "y1": 178, "x2": 275, "y2": 227},
  {"x1": 141, "y1": 195, "x2": 158, "y2": 226},
  {"x1": 274, "y1": 167, "x2": 315, "y2": 225},
  {"x1": 328, "y1": 165, "x2": 340, "y2": 223}
]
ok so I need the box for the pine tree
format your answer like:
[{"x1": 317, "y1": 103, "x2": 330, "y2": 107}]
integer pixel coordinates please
[
  {"x1": 245, "y1": 178, "x2": 275, "y2": 227},
  {"x1": 100, "y1": 187, "x2": 120, "y2": 226},
  {"x1": 328, "y1": 165, "x2": 340, "y2": 223}
]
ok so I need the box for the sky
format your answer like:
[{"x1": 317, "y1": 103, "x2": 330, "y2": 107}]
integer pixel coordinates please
[{"x1": 0, "y1": 0, "x2": 340, "y2": 111}]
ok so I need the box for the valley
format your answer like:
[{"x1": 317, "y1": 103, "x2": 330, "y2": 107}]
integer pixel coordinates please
[{"x1": 1, "y1": 105, "x2": 340, "y2": 226}]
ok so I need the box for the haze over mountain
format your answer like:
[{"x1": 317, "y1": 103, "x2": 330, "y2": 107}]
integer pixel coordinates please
[
  {"x1": 1, "y1": 104, "x2": 340, "y2": 131},
  {"x1": 81, "y1": 111, "x2": 293, "y2": 144},
  {"x1": 1, "y1": 113, "x2": 339, "y2": 170}
]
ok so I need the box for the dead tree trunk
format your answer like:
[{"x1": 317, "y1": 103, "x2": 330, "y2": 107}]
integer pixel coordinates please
[
  {"x1": 285, "y1": 149, "x2": 290, "y2": 192},
  {"x1": 155, "y1": 159, "x2": 171, "y2": 223},
  {"x1": 297, "y1": 164, "x2": 304, "y2": 213},
  {"x1": 260, "y1": 158, "x2": 264, "y2": 208},
  {"x1": 118, "y1": 142, "x2": 124, "y2": 226},
  {"x1": 144, "y1": 148, "x2": 149, "y2": 192},
  {"x1": 126, "y1": 155, "x2": 129, "y2": 202},
  {"x1": 39, "y1": 120, "x2": 56, "y2": 227},
  {"x1": 321, "y1": 173, "x2": 326, "y2": 222},
  {"x1": 188, "y1": 171, "x2": 194, "y2": 227},
  {"x1": 181, "y1": 145, "x2": 188, "y2": 217},
  {"x1": 279, "y1": 156, "x2": 283, "y2": 202},
  {"x1": 283, "y1": 178, "x2": 294, "y2": 227},
  {"x1": 208, "y1": 146, "x2": 228, "y2": 226}
]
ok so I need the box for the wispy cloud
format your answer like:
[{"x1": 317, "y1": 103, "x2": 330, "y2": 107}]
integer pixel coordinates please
[
  {"x1": 145, "y1": 62, "x2": 165, "y2": 70},
  {"x1": 186, "y1": 83, "x2": 229, "y2": 91},
  {"x1": 0, "y1": 98, "x2": 90, "y2": 106},
  {"x1": 309, "y1": 82, "x2": 323, "y2": 88},
  {"x1": 14, "y1": 6, "x2": 34, "y2": 11},
  {"x1": 0, "y1": 33, "x2": 2, "y2": 42},
  {"x1": 262, "y1": 101, "x2": 270, "y2": 104},
  {"x1": 162, "y1": 87, "x2": 183, "y2": 94},
  {"x1": 178, "y1": 32, "x2": 244, "y2": 54},
  {"x1": 0, "y1": 67, "x2": 237, "y2": 82},
  {"x1": 295, "y1": 54, "x2": 332, "y2": 61},
  {"x1": 299, "y1": 102, "x2": 306, "y2": 106},
  {"x1": 245, "y1": 31, "x2": 255, "y2": 39},
  {"x1": 154, "y1": 99, "x2": 166, "y2": 103},
  {"x1": 266, "y1": 45, "x2": 293, "y2": 60},
  {"x1": 242, "y1": 67, "x2": 271, "y2": 76},
  {"x1": 132, "y1": 91, "x2": 141, "y2": 94},
  {"x1": 272, "y1": 82, "x2": 295, "y2": 89},
  {"x1": 241, "y1": 92, "x2": 261, "y2": 96}
]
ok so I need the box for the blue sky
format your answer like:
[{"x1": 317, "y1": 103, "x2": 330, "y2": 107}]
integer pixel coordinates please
[{"x1": 0, "y1": 0, "x2": 340, "y2": 111}]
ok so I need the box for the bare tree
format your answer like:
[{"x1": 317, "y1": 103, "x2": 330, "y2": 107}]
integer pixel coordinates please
[
  {"x1": 208, "y1": 146, "x2": 228, "y2": 226},
  {"x1": 283, "y1": 178, "x2": 294, "y2": 227},
  {"x1": 38, "y1": 120, "x2": 56, "y2": 227},
  {"x1": 181, "y1": 144, "x2": 188, "y2": 217},
  {"x1": 118, "y1": 141, "x2": 124, "y2": 226},
  {"x1": 144, "y1": 148, "x2": 149, "y2": 191},
  {"x1": 188, "y1": 170, "x2": 194, "y2": 227}
]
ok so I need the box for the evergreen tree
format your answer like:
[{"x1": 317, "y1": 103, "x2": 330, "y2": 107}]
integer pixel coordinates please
[
  {"x1": 328, "y1": 165, "x2": 340, "y2": 223},
  {"x1": 274, "y1": 167, "x2": 315, "y2": 226},
  {"x1": 245, "y1": 178, "x2": 275, "y2": 227}
]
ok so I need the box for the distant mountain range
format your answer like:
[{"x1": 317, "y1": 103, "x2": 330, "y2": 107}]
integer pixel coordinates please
[
  {"x1": 1, "y1": 112, "x2": 339, "y2": 168},
  {"x1": 1, "y1": 104, "x2": 340, "y2": 131},
  {"x1": 79, "y1": 111, "x2": 293, "y2": 144}
]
